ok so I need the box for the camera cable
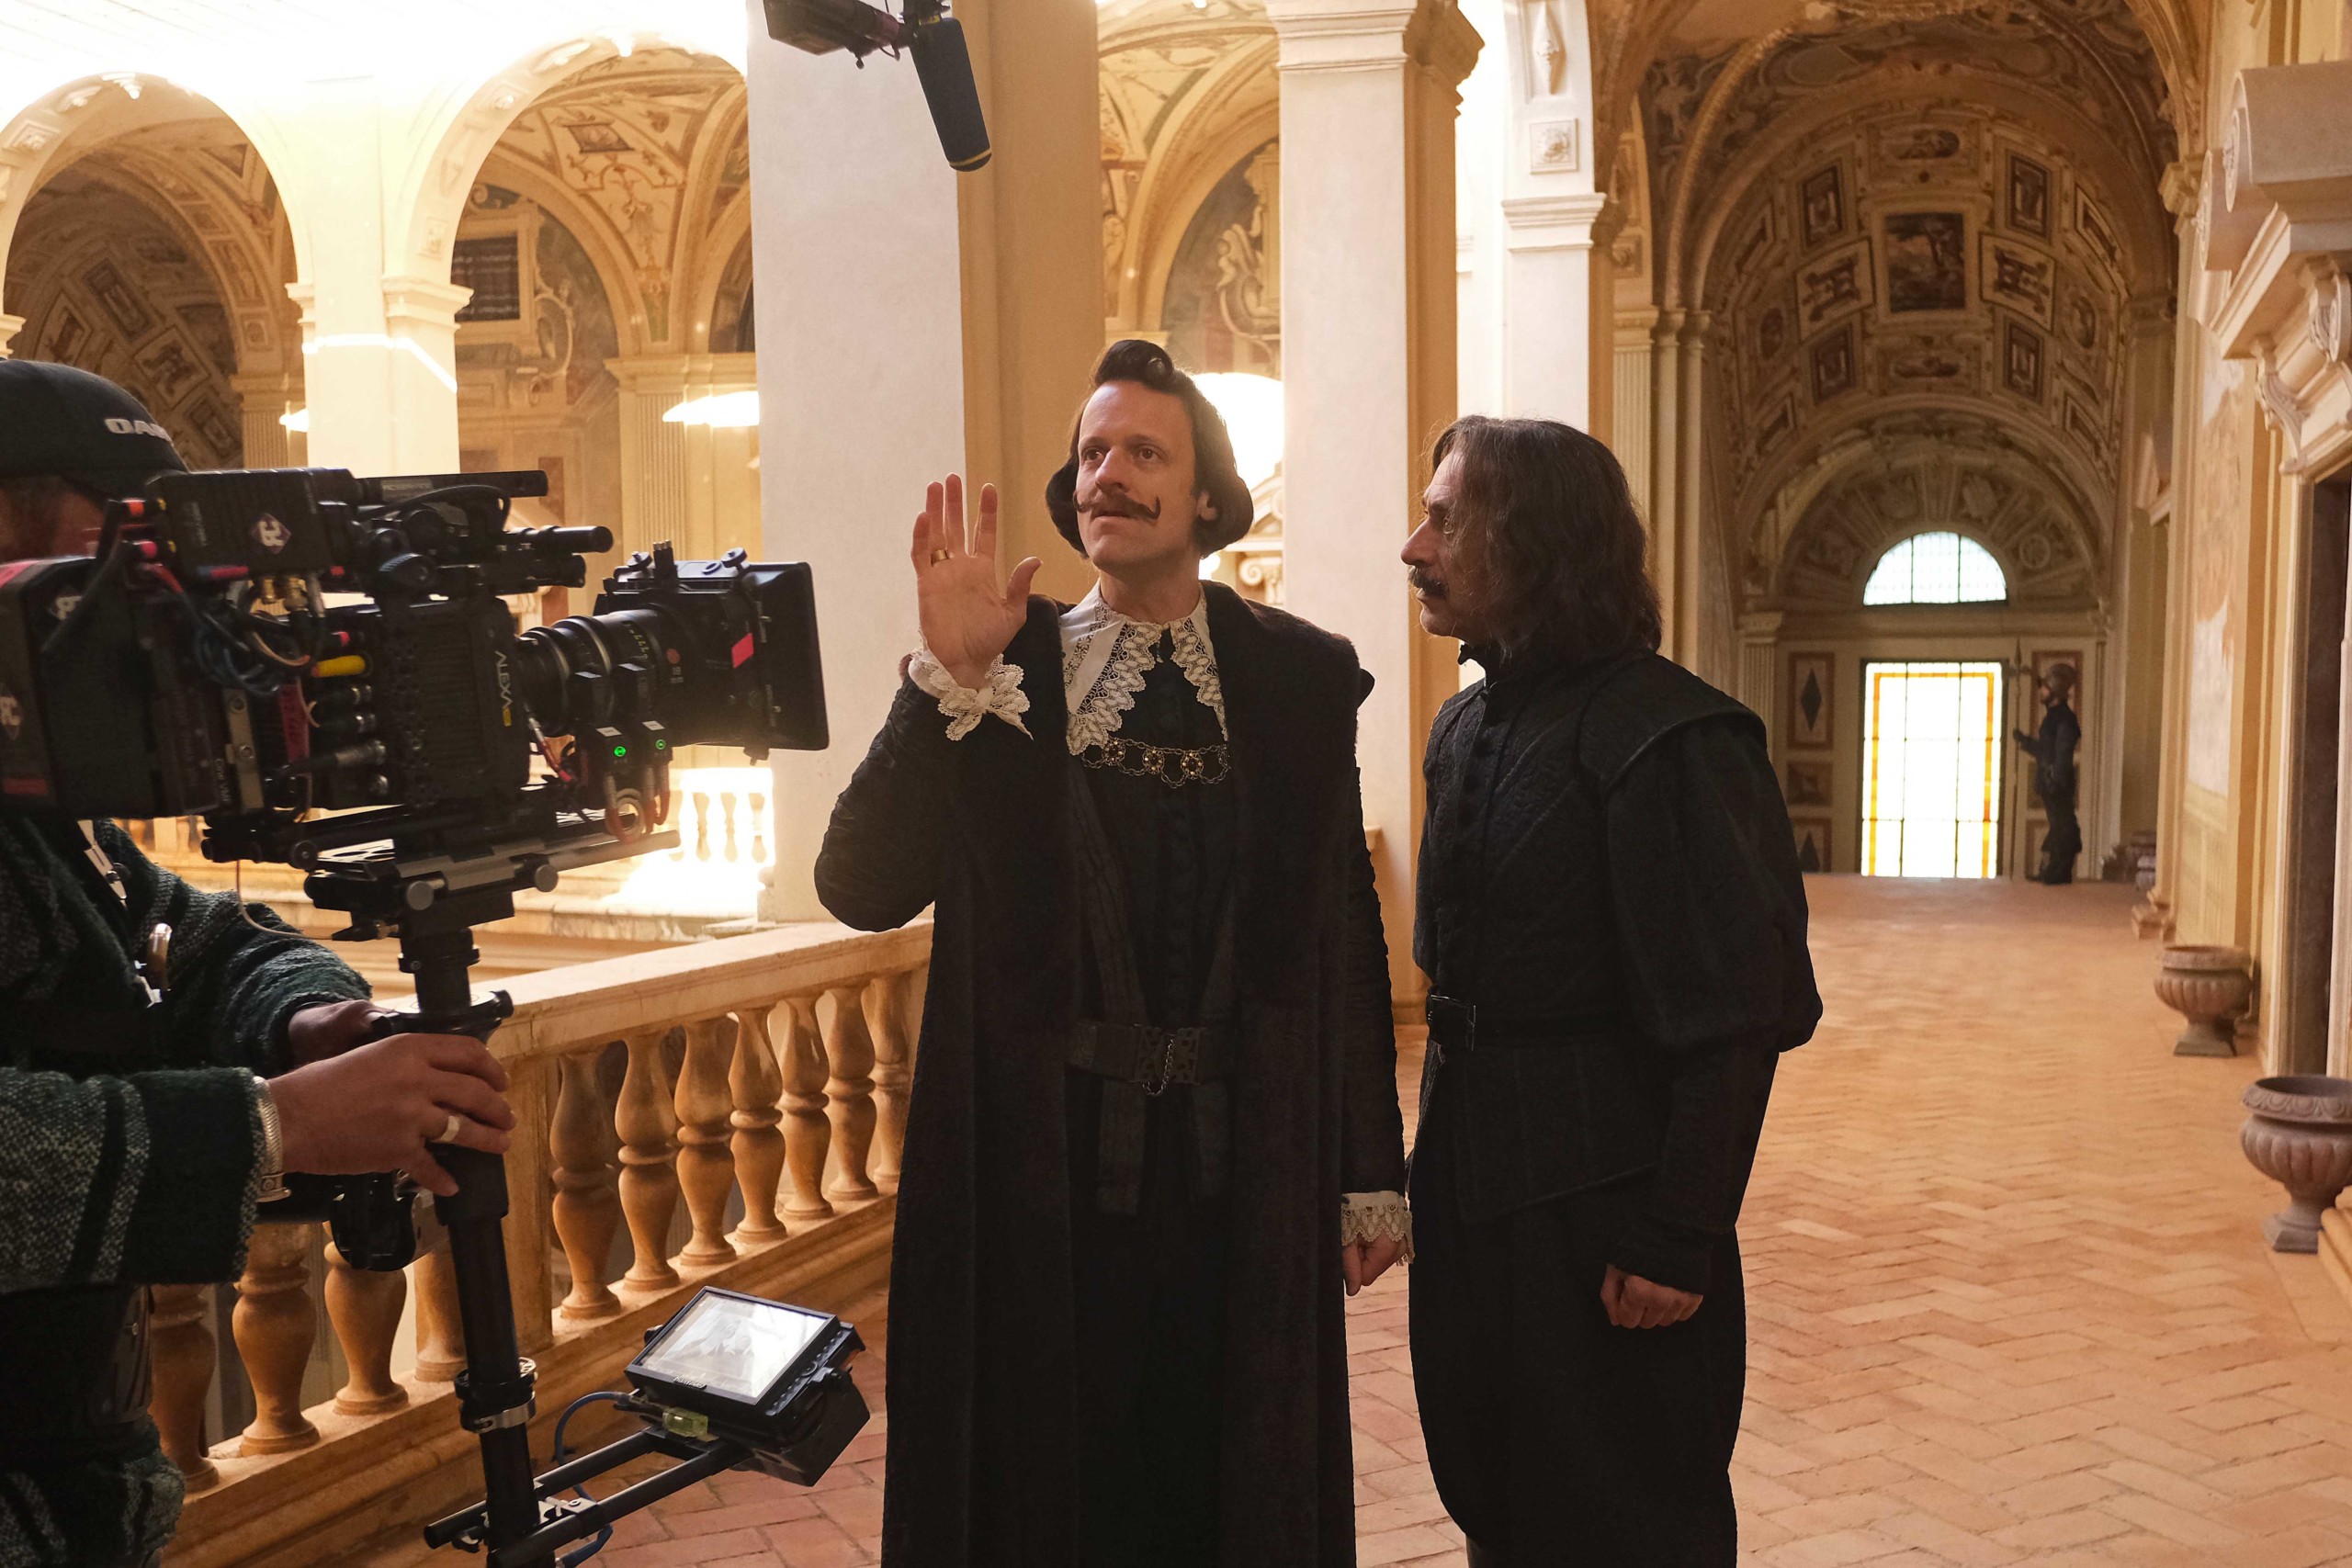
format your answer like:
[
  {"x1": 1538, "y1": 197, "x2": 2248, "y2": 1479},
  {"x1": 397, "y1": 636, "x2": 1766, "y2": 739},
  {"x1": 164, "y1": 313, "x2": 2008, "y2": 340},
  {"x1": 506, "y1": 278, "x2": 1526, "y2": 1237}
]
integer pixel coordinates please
[{"x1": 548, "y1": 1389, "x2": 654, "y2": 1565}]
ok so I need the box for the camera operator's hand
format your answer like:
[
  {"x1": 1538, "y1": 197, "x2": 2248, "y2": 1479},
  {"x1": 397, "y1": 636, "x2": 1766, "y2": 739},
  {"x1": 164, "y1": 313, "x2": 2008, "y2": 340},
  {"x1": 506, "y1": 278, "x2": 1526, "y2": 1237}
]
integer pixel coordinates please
[
  {"x1": 285, "y1": 998, "x2": 400, "y2": 1066},
  {"x1": 913, "y1": 474, "x2": 1040, "y2": 690},
  {"x1": 271, "y1": 1032, "x2": 514, "y2": 1199}
]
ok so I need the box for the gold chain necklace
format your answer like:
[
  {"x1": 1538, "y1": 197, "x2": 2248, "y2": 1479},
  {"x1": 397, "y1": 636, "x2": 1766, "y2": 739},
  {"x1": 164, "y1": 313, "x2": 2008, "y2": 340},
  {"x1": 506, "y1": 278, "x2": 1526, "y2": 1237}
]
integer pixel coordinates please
[{"x1": 1078, "y1": 736, "x2": 1232, "y2": 788}]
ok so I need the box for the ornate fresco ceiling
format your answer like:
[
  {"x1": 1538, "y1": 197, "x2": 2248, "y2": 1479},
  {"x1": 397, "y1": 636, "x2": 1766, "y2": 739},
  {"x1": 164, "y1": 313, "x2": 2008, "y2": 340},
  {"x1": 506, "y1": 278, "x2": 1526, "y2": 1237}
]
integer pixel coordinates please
[
  {"x1": 473, "y1": 47, "x2": 747, "y2": 354},
  {"x1": 4, "y1": 165, "x2": 262, "y2": 467},
  {"x1": 1621, "y1": 0, "x2": 2181, "y2": 612}
]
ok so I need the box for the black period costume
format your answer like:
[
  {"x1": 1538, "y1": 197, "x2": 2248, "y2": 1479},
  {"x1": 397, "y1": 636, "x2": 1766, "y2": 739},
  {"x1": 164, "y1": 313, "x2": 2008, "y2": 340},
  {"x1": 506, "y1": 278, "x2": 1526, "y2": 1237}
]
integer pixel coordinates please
[
  {"x1": 1408, "y1": 649, "x2": 1820, "y2": 1565},
  {"x1": 817, "y1": 583, "x2": 1408, "y2": 1567},
  {"x1": 2017, "y1": 695, "x2": 2083, "y2": 885}
]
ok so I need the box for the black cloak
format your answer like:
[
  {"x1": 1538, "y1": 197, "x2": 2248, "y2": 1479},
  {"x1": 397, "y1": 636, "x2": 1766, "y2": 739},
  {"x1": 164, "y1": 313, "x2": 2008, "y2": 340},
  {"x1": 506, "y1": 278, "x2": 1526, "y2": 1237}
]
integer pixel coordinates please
[{"x1": 816, "y1": 583, "x2": 1406, "y2": 1566}]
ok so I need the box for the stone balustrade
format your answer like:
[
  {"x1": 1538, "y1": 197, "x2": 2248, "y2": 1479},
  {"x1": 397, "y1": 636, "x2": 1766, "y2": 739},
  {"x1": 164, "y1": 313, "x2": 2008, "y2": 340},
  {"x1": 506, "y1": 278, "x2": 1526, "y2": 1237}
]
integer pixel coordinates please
[{"x1": 158, "y1": 919, "x2": 928, "y2": 1568}]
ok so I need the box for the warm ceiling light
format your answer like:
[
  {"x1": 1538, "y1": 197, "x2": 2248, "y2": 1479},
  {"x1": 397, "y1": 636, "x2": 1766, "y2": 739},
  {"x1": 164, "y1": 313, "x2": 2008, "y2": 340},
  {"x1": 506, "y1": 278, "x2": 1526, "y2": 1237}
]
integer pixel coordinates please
[
  {"x1": 1192, "y1": 372, "x2": 1283, "y2": 490},
  {"x1": 662, "y1": 390, "x2": 760, "y2": 428},
  {"x1": 279, "y1": 408, "x2": 310, "y2": 434}
]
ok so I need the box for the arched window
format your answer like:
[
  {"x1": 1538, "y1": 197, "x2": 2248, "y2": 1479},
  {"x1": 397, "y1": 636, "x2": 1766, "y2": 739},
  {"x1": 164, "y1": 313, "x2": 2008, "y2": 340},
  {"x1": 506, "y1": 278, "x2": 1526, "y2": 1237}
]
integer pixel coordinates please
[{"x1": 1863, "y1": 531, "x2": 2007, "y2": 605}]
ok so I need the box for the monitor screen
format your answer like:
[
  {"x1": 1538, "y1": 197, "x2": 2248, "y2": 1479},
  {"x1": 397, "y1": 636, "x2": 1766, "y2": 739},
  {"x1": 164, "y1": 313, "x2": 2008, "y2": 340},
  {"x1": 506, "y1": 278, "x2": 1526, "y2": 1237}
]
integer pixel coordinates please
[{"x1": 637, "y1": 1292, "x2": 829, "y2": 1404}]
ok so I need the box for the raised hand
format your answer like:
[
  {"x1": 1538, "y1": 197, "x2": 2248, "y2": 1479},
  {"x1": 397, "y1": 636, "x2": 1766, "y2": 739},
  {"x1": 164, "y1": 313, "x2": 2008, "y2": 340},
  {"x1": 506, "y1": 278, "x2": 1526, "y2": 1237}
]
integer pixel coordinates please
[{"x1": 912, "y1": 474, "x2": 1041, "y2": 690}]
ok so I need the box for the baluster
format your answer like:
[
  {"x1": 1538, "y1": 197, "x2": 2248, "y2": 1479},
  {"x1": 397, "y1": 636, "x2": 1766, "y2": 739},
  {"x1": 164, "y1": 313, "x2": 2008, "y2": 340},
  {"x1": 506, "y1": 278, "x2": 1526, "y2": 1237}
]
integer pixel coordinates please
[
  {"x1": 721, "y1": 791, "x2": 741, "y2": 862},
  {"x1": 325, "y1": 1237, "x2": 408, "y2": 1416},
  {"x1": 673, "y1": 1016, "x2": 739, "y2": 1266},
  {"x1": 693, "y1": 792, "x2": 713, "y2": 861},
  {"x1": 617, "y1": 1028, "x2": 682, "y2": 1289},
  {"x1": 412, "y1": 1217, "x2": 465, "y2": 1382},
  {"x1": 821, "y1": 984, "x2": 879, "y2": 1202},
  {"x1": 234, "y1": 1223, "x2": 319, "y2": 1455},
  {"x1": 148, "y1": 1283, "x2": 218, "y2": 1490},
  {"x1": 864, "y1": 971, "x2": 916, "y2": 1193},
  {"x1": 750, "y1": 792, "x2": 768, "y2": 865},
  {"x1": 779, "y1": 993, "x2": 833, "y2": 1223},
  {"x1": 729, "y1": 1002, "x2": 788, "y2": 1245},
  {"x1": 552, "y1": 1047, "x2": 622, "y2": 1319}
]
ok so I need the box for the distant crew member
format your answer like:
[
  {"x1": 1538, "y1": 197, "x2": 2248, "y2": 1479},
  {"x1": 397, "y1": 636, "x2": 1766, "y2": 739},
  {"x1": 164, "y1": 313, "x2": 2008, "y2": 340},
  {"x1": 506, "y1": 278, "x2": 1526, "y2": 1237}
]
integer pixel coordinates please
[{"x1": 2016, "y1": 664, "x2": 2083, "y2": 885}]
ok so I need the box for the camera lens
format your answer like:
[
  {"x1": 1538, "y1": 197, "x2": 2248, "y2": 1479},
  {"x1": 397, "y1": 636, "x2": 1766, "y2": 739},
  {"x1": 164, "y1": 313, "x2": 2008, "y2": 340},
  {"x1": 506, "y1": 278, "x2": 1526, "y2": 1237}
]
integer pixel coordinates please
[{"x1": 514, "y1": 609, "x2": 674, "y2": 732}]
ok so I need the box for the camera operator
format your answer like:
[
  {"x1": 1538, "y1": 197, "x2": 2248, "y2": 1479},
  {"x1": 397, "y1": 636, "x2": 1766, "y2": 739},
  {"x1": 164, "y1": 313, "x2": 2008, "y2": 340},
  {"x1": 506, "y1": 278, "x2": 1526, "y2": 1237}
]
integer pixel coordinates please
[{"x1": 0, "y1": 362, "x2": 517, "y2": 1568}]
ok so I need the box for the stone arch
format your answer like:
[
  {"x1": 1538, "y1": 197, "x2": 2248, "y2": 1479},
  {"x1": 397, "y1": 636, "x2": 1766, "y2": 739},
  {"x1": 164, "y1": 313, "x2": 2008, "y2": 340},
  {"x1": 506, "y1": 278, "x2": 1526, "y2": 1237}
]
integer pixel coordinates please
[
  {"x1": 1767, "y1": 421, "x2": 2106, "y2": 609},
  {"x1": 1588, "y1": 0, "x2": 2204, "y2": 200},
  {"x1": 1099, "y1": 5, "x2": 1279, "y2": 334},
  {"x1": 389, "y1": 22, "x2": 746, "y2": 298},
  {"x1": 0, "y1": 75, "x2": 302, "y2": 359}
]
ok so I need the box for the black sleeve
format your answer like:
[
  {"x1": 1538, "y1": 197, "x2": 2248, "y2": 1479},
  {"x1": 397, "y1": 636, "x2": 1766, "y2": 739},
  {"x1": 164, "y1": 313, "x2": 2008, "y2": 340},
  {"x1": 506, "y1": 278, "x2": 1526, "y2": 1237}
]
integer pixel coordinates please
[
  {"x1": 815, "y1": 679, "x2": 956, "y2": 931},
  {"x1": 103, "y1": 826, "x2": 371, "y2": 1074},
  {"x1": 1608, "y1": 719, "x2": 1818, "y2": 1054},
  {"x1": 1339, "y1": 767, "x2": 1407, "y2": 1196},
  {"x1": 1602, "y1": 719, "x2": 1821, "y2": 1294},
  {"x1": 1, "y1": 1065, "x2": 263, "y2": 1292}
]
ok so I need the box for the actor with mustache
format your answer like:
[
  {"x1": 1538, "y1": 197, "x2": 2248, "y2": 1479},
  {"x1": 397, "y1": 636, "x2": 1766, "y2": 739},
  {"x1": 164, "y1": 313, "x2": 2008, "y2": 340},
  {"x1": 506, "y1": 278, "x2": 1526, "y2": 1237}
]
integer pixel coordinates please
[
  {"x1": 1401, "y1": 417, "x2": 1821, "y2": 1565},
  {"x1": 817, "y1": 340, "x2": 1408, "y2": 1566}
]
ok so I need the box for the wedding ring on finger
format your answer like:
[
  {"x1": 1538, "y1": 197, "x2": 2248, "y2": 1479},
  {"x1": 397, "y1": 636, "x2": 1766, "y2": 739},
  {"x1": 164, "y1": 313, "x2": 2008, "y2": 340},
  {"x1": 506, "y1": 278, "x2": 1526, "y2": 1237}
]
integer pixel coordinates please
[
  {"x1": 436, "y1": 1111, "x2": 464, "y2": 1145},
  {"x1": 929, "y1": 549, "x2": 952, "y2": 565}
]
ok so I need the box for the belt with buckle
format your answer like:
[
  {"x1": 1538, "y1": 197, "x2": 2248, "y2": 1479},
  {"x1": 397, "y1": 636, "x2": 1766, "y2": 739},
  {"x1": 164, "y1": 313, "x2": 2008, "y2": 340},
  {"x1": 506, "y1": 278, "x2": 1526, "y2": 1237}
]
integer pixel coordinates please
[
  {"x1": 1425, "y1": 994, "x2": 1628, "y2": 1056},
  {"x1": 1069, "y1": 1021, "x2": 1234, "y2": 1096}
]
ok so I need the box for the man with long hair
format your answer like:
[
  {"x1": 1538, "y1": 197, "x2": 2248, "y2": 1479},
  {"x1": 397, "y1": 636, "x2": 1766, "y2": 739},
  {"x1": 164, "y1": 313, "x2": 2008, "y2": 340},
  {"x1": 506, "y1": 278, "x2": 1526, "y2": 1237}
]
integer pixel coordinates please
[
  {"x1": 818, "y1": 340, "x2": 1408, "y2": 1565},
  {"x1": 1400, "y1": 416, "x2": 1821, "y2": 1563}
]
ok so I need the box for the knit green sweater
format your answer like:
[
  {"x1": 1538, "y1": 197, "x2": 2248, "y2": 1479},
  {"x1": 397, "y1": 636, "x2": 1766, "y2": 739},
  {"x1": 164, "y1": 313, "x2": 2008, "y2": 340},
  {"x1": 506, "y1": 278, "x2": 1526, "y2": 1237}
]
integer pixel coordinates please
[{"x1": 0, "y1": 817, "x2": 369, "y2": 1567}]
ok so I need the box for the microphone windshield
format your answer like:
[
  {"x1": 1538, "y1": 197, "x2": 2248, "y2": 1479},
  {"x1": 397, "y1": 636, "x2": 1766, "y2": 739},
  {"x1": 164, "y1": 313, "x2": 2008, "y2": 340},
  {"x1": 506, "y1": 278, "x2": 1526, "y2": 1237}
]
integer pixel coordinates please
[{"x1": 908, "y1": 14, "x2": 991, "y2": 171}]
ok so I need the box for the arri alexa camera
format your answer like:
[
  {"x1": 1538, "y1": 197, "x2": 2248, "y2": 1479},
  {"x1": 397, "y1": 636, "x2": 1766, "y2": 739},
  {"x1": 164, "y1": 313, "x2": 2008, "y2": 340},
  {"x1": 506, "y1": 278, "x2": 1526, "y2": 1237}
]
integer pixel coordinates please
[{"x1": 0, "y1": 6, "x2": 988, "y2": 1564}]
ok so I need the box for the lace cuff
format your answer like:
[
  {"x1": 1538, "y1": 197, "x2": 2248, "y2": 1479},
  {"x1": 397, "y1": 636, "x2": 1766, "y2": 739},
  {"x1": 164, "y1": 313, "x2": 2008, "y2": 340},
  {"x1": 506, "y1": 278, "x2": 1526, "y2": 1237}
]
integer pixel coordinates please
[
  {"x1": 1340, "y1": 1190, "x2": 1413, "y2": 1262},
  {"x1": 908, "y1": 643, "x2": 1031, "y2": 740}
]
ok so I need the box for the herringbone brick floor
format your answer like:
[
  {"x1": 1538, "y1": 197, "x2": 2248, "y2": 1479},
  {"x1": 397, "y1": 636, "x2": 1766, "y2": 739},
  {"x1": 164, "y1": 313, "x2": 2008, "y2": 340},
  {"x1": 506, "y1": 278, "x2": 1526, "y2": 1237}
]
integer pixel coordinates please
[{"x1": 349, "y1": 875, "x2": 2352, "y2": 1566}]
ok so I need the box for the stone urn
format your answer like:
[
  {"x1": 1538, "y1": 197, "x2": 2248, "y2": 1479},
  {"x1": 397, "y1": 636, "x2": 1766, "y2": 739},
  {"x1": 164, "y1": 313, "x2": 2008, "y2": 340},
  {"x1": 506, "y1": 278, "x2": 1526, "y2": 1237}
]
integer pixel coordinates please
[
  {"x1": 2240, "y1": 1076, "x2": 2352, "y2": 1252},
  {"x1": 2154, "y1": 945, "x2": 2253, "y2": 1056}
]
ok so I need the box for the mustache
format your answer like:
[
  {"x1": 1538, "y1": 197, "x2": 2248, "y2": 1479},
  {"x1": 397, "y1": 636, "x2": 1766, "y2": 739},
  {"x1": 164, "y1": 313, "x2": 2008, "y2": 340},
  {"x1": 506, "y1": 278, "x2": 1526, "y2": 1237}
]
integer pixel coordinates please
[
  {"x1": 1408, "y1": 567, "x2": 1448, "y2": 599},
  {"x1": 1080, "y1": 491, "x2": 1160, "y2": 522}
]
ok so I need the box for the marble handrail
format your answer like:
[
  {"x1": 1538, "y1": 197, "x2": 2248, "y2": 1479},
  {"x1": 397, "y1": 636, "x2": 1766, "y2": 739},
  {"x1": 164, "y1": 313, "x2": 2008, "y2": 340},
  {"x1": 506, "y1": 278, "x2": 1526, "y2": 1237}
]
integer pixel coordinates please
[{"x1": 154, "y1": 919, "x2": 929, "y2": 1566}]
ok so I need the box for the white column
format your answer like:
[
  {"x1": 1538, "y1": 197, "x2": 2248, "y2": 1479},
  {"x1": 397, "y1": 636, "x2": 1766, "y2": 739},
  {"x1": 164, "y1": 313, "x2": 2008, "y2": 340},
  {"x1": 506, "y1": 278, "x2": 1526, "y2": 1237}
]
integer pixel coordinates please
[
  {"x1": 607, "y1": 353, "x2": 763, "y2": 566},
  {"x1": 1648, "y1": 308, "x2": 1683, "y2": 637},
  {"x1": 1269, "y1": 0, "x2": 1479, "y2": 1002},
  {"x1": 232, "y1": 371, "x2": 302, "y2": 468},
  {"x1": 1612, "y1": 307, "x2": 1657, "y2": 516},
  {"x1": 1499, "y1": 192, "x2": 1608, "y2": 423},
  {"x1": 1674, "y1": 310, "x2": 1710, "y2": 668},
  {"x1": 288, "y1": 276, "x2": 467, "y2": 477},
  {"x1": 747, "y1": 4, "x2": 967, "y2": 921},
  {"x1": 0, "y1": 315, "x2": 22, "y2": 359},
  {"x1": 1736, "y1": 611, "x2": 1781, "y2": 744}
]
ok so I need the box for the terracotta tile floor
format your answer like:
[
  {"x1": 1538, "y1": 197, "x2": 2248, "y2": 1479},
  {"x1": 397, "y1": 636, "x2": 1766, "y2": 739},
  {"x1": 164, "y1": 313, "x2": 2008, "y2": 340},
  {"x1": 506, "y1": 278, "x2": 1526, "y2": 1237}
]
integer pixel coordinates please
[{"x1": 350, "y1": 876, "x2": 2352, "y2": 1566}]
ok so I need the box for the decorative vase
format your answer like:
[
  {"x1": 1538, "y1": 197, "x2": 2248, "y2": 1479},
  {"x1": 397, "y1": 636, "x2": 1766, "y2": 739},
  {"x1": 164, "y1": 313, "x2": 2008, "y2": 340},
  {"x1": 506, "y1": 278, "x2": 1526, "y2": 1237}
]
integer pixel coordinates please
[
  {"x1": 2240, "y1": 1076, "x2": 2352, "y2": 1253},
  {"x1": 2154, "y1": 945, "x2": 2252, "y2": 1056}
]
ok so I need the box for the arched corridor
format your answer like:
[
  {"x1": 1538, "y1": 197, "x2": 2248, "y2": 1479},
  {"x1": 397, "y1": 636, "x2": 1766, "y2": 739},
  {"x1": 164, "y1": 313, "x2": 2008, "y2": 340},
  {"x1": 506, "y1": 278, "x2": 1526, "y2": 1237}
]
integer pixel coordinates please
[{"x1": 332, "y1": 879, "x2": 2352, "y2": 1568}]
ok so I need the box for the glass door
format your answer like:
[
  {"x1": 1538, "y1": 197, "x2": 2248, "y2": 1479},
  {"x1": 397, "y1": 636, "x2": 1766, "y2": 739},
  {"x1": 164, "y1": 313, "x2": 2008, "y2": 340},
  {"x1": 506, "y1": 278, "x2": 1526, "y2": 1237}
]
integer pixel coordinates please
[{"x1": 1860, "y1": 660, "x2": 2004, "y2": 878}]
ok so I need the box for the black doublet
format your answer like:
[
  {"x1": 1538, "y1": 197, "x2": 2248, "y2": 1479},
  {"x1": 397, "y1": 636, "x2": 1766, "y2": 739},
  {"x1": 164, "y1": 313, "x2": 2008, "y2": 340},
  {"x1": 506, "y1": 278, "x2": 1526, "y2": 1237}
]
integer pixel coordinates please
[
  {"x1": 816, "y1": 586, "x2": 1404, "y2": 1568},
  {"x1": 1408, "y1": 649, "x2": 1820, "y2": 1565}
]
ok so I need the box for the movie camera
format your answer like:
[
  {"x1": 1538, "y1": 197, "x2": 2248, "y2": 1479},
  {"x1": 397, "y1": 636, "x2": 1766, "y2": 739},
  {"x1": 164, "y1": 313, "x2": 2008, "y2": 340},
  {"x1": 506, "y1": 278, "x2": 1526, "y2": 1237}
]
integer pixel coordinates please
[{"x1": 0, "y1": 463, "x2": 864, "y2": 1562}]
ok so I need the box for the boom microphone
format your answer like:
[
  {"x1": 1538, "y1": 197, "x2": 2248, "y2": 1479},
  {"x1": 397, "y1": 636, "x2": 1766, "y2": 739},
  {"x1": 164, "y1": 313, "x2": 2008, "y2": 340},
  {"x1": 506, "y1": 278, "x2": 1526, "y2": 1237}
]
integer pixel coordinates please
[
  {"x1": 763, "y1": 0, "x2": 992, "y2": 173},
  {"x1": 907, "y1": 10, "x2": 991, "y2": 171}
]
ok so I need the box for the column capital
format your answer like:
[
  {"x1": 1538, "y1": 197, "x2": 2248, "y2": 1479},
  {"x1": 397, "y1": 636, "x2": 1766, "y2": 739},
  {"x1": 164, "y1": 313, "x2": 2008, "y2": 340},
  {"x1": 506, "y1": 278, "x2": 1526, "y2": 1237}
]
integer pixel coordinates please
[
  {"x1": 380, "y1": 275, "x2": 474, "y2": 330},
  {"x1": 605, "y1": 351, "x2": 760, "y2": 394},
  {"x1": 1499, "y1": 190, "x2": 1610, "y2": 254},
  {"x1": 1267, "y1": 0, "x2": 1480, "y2": 85}
]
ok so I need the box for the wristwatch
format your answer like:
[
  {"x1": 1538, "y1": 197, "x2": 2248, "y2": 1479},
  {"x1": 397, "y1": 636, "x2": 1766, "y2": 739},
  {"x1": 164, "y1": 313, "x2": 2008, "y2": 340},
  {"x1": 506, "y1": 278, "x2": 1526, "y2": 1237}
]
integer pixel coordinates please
[{"x1": 253, "y1": 1075, "x2": 288, "y2": 1203}]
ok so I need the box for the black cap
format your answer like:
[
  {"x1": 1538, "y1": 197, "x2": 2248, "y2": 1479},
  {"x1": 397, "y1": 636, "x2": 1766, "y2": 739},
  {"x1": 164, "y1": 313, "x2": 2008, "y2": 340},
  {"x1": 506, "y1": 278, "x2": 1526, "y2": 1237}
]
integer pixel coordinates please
[{"x1": 0, "y1": 360, "x2": 188, "y2": 500}]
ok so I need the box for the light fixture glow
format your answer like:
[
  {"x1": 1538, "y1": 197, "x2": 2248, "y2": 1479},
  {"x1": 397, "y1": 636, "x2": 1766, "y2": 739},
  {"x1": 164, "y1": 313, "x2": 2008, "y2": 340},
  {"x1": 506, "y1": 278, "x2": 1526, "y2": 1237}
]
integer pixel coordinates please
[
  {"x1": 662, "y1": 390, "x2": 761, "y2": 429},
  {"x1": 279, "y1": 408, "x2": 310, "y2": 434},
  {"x1": 1192, "y1": 372, "x2": 1283, "y2": 491}
]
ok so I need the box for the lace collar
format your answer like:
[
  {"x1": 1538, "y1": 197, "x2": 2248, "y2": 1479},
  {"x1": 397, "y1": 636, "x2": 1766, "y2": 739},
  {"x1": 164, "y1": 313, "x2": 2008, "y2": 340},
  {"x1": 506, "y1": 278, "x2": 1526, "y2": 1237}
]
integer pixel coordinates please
[{"x1": 1058, "y1": 585, "x2": 1226, "y2": 755}]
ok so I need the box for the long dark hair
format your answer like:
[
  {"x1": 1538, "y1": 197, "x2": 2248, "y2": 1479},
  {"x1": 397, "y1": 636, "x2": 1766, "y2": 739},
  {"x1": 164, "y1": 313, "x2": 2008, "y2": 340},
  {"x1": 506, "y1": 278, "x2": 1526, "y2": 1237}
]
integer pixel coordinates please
[
  {"x1": 1046, "y1": 339, "x2": 1254, "y2": 556},
  {"x1": 1433, "y1": 415, "x2": 1662, "y2": 664}
]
